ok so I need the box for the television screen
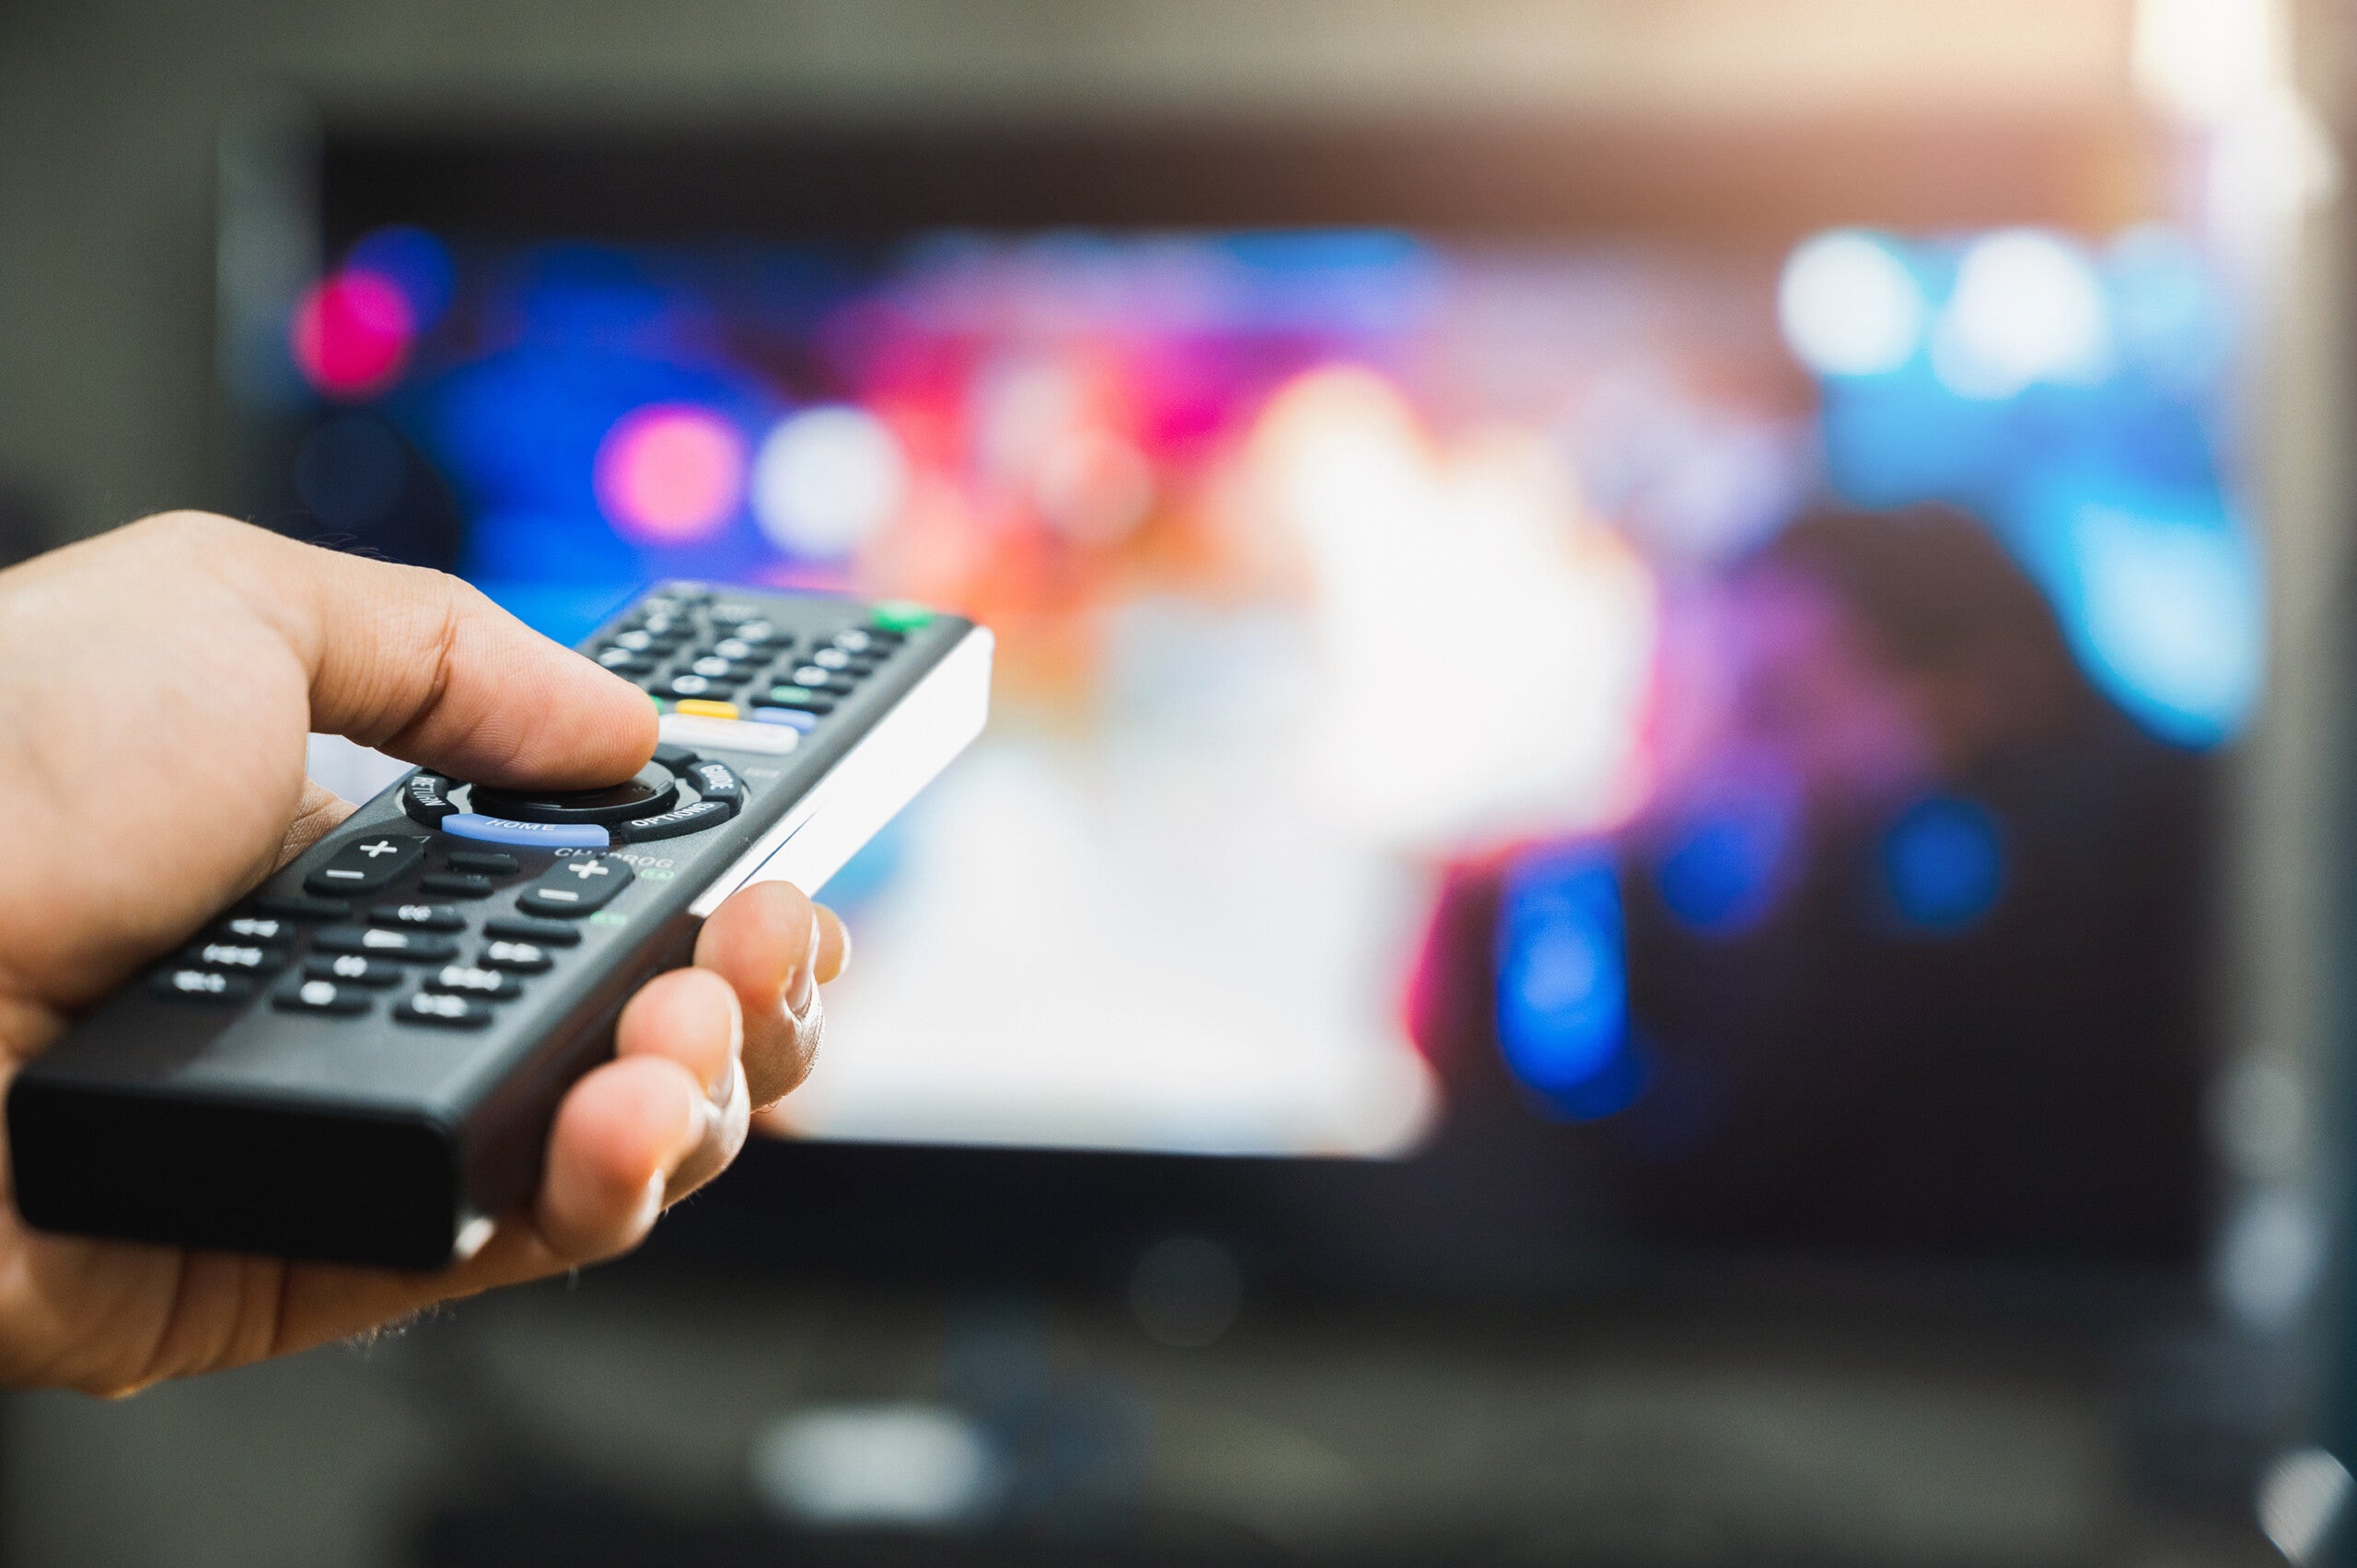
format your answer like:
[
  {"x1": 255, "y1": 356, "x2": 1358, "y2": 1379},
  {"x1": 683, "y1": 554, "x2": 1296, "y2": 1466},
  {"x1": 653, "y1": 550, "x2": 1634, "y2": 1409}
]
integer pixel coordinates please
[{"x1": 251, "y1": 135, "x2": 2252, "y2": 1261}]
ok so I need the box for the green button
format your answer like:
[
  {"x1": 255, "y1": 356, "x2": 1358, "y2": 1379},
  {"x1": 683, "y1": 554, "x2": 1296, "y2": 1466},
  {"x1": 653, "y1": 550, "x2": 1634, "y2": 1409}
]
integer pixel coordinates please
[
  {"x1": 872, "y1": 599, "x2": 934, "y2": 633},
  {"x1": 648, "y1": 693, "x2": 671, "y2": 713},
  {"x1": 768, "y1": 685, "x2": 817, "y2": 703}
]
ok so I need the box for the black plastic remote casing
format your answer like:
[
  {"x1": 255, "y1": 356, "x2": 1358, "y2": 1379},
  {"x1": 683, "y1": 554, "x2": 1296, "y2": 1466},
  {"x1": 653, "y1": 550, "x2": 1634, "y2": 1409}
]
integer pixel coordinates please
[{"x1": 7, "y1": 584, "x2": 991, "y2": 1268}]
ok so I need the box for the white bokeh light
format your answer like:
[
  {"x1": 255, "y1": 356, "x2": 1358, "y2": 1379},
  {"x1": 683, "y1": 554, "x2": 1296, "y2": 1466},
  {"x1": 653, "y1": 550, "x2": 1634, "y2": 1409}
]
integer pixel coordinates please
[
  {"x1": 1777, "y1": 230, "x2": 1924, "y2": 377},
  {"x1": 751, "y1": 405, "x2": 909, "y2": 560},
  {"x1": 1931, "y1": 230, "x2": 2111, "y2": 400}
]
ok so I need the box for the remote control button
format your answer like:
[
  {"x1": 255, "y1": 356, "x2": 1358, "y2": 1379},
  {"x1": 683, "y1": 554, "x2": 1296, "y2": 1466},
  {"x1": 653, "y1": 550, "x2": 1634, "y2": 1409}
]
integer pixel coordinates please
[
  {"x1": 185, "y1": 941, "x2": 289, "y2": 974},
  {"x1": 471, "y1": 766, "x2": 679, "y2": 826},
  {"x1": 674, "y1": 699, "x2": 740, "y2": 720},
  {"x1": 596, "y1": 649, "x2": 656, "y2": 675},
  {"x1": 761, "y1": 687, "x2": 835, "y2": 714},
  {"x1": 872, "y1": 601, "x2": 933, "y2": 633},
  {"x1": 615, "y1": 800, "x2": 734, "y2": 842},
  {"x1": 517, "y1": 855, "x2": 635, "y2": 917},
  {"x1": 749, "y1": 707, "x2": 819, "y2": 731},
  {"x1": 274, "y1": 979, "x2": 372, "y2": 1016},
  {"x1": 653, "y1": 741, "x2": 701, "y2": 771},
  {"x1": 314, "y1": 926, "x2": 461, "y2": 962},
  {"x1": 809, "y1": 647, "x2": 854, "y2": 670},
  {"x1": 396, "y1": 993, "x2": 494, "y2": 1028},
  {"x1": 306, "y1": 954, "x2": 405, "y2": 986},
  {"x1": 732, "y1": 619, "x2": 782, "y2": 643},
  {"x1": 660, "y1": 713, "x2": 802, "y2": 755},
  {"x1": 440, "y1": 814, "x2": 612, "y2": 850},
  {"x1": 369, "y1": 902, "x2": 466, "y2": 932},
  {"x1": 685, "y1": 760, "x2": 745, "y2": 810},
  {"x1": 690, "y1": 655, "x2": 757, "y2": 680},
  {"x1": 431, "y1": 964, "x2": 522, "y2": 1000},
  {"x1": 401, "y1": 772, "x2": 459, "y2": 826},
  {"x1": 257, "y1": 893, "x2": 350, "y2": 922},
  {"x1": 215, "y1": 916, "x2": 291, "y2": 943},
  {"x1": 712, "y1": 637, "x2": 765, "y2": 663},
  {"x1": 830, "y1": 629, "x2": 877, "y2": 655},
  {"x1": 153, "y1": 969, "x2": 254, "y2": 1003},
  {"x1": 418, "y1": 872, "x2": 494, "y2": 900},
  {"x1": 445, "y1": 851, "x2": 521, "y2": 877},
  {"x1": 610, "y1": 628, "x2": 668, "y2": 653},
  {"x1": 706, "y1": 599, "x2": 762, "y2": 626},
  {"x1": 666, "y1": 674, "x2": 720, "y2": 700},
  {"x1": 484, "y1": 917, "x2": 582, "y2": 947},
  {"x1": 481, "y1": 940, "x2": 554, "y2": 973},
  {"x1": 305, "y1": 834, "x2": 426, "y2": 896},
  {"x1": 787, "y1": 666, "x2": 858, "y2": 692}
]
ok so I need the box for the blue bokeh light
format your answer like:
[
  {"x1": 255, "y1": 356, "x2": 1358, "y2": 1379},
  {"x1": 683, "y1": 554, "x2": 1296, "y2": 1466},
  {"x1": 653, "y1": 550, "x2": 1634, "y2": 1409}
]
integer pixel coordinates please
[
  {"x1": 347, "y1": 225, "x2": 456, "y2": 331},
  {"x1": 1653, "y1": 771, "x2": 1800, "y2": 939},
  {"x1": 1792, "y1": 226, "x2": 2261, "y2": 751},
  {"x1": 1495, "y1": 847, "x2": 1645, "y2": 1120},
  {"x1": 1880, "y1": 796, "x2": 2005, "y2": 934}
]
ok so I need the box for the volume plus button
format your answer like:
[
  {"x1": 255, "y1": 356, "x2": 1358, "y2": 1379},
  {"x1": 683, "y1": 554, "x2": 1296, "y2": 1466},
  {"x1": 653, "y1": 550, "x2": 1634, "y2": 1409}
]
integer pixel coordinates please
[{"x1": 305, "y1": 834, "x2": 425, "y2": 897}]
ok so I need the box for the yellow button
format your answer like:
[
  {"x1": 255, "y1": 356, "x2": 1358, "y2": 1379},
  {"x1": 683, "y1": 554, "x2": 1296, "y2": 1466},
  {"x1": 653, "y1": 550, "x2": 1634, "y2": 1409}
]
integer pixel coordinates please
[{"x1": 674, "y1": 699, "x2": 739, "y2": 720}]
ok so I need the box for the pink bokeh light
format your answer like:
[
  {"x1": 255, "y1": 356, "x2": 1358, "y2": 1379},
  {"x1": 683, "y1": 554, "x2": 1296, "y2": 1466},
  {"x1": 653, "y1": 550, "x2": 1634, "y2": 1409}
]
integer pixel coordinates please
[
  {"x1": 593, "y1": 404, "x2": 749, "y2": 543},
  {"x1": 290, "y1": 269, "x2": 414, "y2": 400}
]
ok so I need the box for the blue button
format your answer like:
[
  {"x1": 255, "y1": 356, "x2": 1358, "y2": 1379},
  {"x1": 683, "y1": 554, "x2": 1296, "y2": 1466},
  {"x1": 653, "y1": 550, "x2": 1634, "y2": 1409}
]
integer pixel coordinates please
[
  {"x1": 440, "y1": 814, "x2": 610, "y2": 850},
  {"x1": 749, "y1": 707, "x2": 819, "y2": 732}
]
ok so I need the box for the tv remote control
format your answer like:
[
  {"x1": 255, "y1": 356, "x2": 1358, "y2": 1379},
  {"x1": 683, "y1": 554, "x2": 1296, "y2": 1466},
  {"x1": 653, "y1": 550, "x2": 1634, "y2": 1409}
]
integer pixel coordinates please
[{"x1": 7, "y1": 584, "x2": 992, "y2": 1268}]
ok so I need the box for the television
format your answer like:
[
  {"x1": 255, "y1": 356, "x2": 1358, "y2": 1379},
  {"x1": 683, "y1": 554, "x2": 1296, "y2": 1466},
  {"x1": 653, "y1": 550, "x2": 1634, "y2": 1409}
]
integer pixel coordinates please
[{"x1": 217, "y1": 113, "x2": 2259, "y2": 1295}]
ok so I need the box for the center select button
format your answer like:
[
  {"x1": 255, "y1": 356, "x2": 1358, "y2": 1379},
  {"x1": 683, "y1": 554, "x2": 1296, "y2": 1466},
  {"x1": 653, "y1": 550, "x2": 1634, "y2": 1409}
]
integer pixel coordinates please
[
  {"x1": 441, "y1": 814, "x2": 611, "y2": 850},
  {"x1": 470, "y1": 764, "x2": 679, "y2": 825}
]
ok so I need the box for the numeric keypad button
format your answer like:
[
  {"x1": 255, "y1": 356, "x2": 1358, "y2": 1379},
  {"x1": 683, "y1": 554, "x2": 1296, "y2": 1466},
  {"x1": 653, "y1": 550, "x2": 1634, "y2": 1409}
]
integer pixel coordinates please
[
  {"x1": 185, "y1": 941, "x2": 289, "y2": 974},
  {"x1": 447, "y1": 851, "x2": 522, "y2": 877},
  {"x1": 396, "y1": 993, "x2": 493, "y2": 1029},
  {"x1": 273, "y1": 979, "x2": 372, "y2": 1016},
  {"x1": 314, "y1": 926, "x2": 460, "y2": 963},
  {"x1": 305, "y1": 955, "x2": 405, "y2": 987},
  {"x1": 431, "y1": 965, "x2": 522, "y2": 1000},
  {"x1": 214, "y1": 916, "x2": 291, "y2": 943},
  {"x1": 152, "y1": 969, "x2": 254, "y2": 1004},
  {"x1": 597, "y1": 648, "x2": 656, "y2": 674},
  {"x1": 369, "y1": 902, "x2": 466, "y2": 932},
  {"x1": 481, "y1": 941, "x2": 553, "y2": 973}
]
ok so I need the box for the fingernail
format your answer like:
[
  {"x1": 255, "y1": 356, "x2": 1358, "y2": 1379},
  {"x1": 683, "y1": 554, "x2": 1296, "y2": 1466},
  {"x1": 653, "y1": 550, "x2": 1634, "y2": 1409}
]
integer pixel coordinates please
[
  {"x1": 784, "y1": 917, "x2": 819, "y2": 1018},
  {"x1": 785, "y1": 950, "x2": 816, "y2": 1018}
]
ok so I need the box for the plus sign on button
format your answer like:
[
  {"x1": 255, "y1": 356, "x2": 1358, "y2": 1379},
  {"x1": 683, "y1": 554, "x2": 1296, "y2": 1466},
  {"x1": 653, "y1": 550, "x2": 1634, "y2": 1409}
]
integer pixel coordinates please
[
  {"x1": 517, "y1": 855, "x2": 636, "y2": 919},
  {"x1": 303, "y1": 834, "x2": 426, "y2": 898}
]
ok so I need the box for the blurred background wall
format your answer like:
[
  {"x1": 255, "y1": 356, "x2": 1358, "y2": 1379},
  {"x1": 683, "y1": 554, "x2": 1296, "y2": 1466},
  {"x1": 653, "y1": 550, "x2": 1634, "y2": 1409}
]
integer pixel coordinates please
[{"x1": 0, "y1": 0, "x2": 2155, "y2": 548}]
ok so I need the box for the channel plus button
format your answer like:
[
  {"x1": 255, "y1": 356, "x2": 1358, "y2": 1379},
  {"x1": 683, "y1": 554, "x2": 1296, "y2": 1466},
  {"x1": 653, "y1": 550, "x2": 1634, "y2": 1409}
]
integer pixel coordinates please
[{"x1": 517, "y1": 855, "x2": 635, "y2": 919}]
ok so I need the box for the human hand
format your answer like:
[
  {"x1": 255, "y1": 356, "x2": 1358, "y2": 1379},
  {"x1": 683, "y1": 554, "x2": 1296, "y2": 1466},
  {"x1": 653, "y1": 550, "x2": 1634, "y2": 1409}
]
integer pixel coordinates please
[{"x1": 0, "y1": 512, "x2": 843, "y2": 1393}]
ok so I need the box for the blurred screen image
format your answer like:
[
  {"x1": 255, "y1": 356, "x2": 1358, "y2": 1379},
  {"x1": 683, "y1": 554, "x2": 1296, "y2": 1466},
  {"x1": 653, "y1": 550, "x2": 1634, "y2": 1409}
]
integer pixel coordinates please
[{"x1": 272, "y1": 209, "x2": 2254, "y2": 1257}]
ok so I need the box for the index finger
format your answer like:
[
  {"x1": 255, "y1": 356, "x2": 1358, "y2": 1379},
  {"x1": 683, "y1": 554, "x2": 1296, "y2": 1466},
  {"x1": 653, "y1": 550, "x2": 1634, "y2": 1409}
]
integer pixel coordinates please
[{"x1": 198, "y1": 516, "x2": 657, "y2": 788}]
